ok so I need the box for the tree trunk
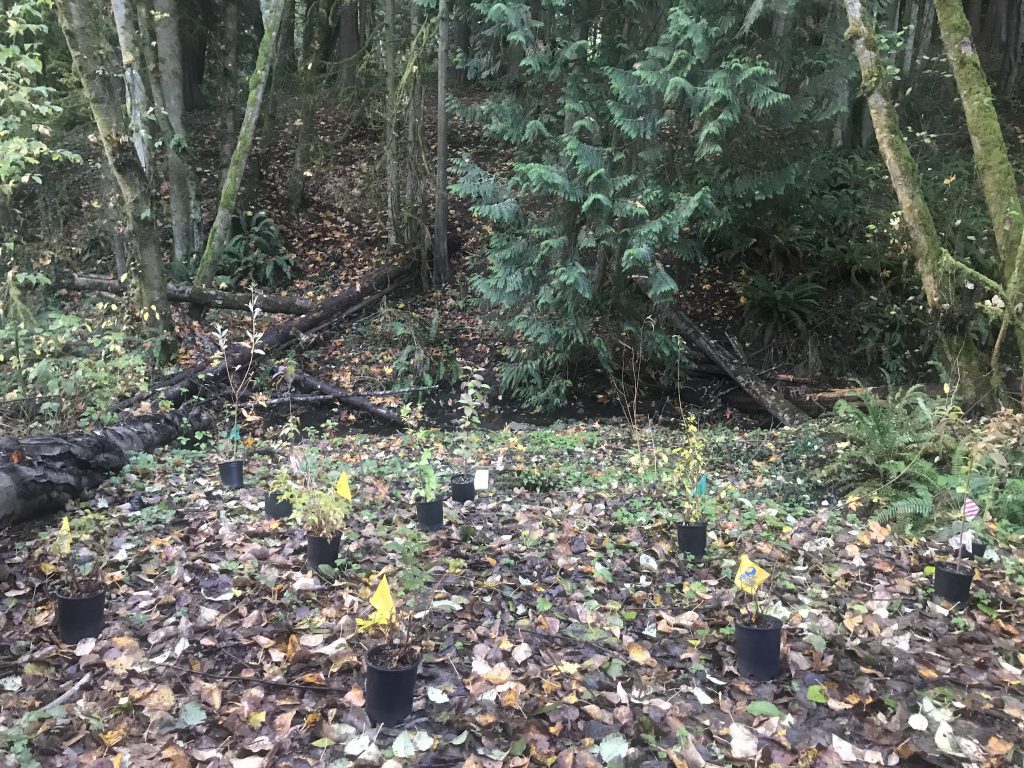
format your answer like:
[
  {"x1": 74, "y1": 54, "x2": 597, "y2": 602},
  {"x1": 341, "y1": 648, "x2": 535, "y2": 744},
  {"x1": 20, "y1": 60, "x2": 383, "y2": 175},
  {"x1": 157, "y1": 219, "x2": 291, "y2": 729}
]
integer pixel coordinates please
[
  {"x1": 846, "y1": 0, "x2": 990, "y2": 404},
  {"x1": 278, "y1": 0, "x2": 296, "y2": 72},
  {"x1": 71, "y1": 274, "x2": 317, "y2": 314},
  {"x1": 218, "y1": 0, "x2": 240, "y2": 177},
  {"x1": 334, "y1": 0, "x2": 361, "y2": 90},
  {"x1": 56, "y1": 0, "x2": 175, "y2": 352},
  {"x1": 287, "y1": 0, "x2": 328, "y2": 213},
  {"x1": 934, "y1": 0, "x2": 1024, "y2": 385},
  {"x1": 434, "y1": 0, "x2": 452, "y2": 286},
  {"x1": 405, "y1": 4, "x2": 430, "y2": 284},
  {"x1": 982, "y1": 0, "x2": 1008, "y2": 51},
  {"x1": 180, "y1": 0, "x2": 207, "y2": 108},
  {"x1": 111, "y1": 0, "x2": 155, "y2": 176},
  {"x1": 452, "y1": 0, "x2": 470, "y2": 86},
  {"x1": 901, "y1": 0, "x2": 921, "y2": 77},
  {"x1": 151, "y1": 0, "x2": 203, "y2": 263},
  {"x1": 633, "y1": 277, "x2": 810, "y2": 426},
  {"x1": 967, "y1": 0, "x2": 983, "y2": 36},
  {"x1": 383, "y1": 0, "x2": 399, "y2": 248},
  {"x1": 193, "y1": 0, "x2": 287, "y2": 291},
  {"x1": 1000, "y1": 0, "x2": 1024, "y2": 97}
]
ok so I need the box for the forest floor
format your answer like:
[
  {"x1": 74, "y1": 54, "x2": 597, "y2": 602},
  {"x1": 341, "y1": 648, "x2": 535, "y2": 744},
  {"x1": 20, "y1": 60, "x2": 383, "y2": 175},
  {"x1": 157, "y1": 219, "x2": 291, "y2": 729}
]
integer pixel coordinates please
[{"x1": 1, "y1": 423, "x2": 1023, "y2": 767}]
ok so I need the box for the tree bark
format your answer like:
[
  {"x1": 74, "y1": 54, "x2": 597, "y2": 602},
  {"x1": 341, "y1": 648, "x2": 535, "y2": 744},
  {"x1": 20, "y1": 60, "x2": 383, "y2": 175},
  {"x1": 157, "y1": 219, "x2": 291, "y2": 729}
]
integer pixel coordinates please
[
  {"x1": 1000, "y1": 0, "x2": 1024, "y2": 98},
  {"x1": 217, "y1": 0, "x2": 240, "y2": 176},
  {"x1": 71, "y1": 274, "x2": 316, "y2": 314},
  {"x1": 152, "y1": 0, "x2": 203, "y2": 263},
  {"x1": 633, "y1": 277, "x2": 810, "y2": 426},
  {"x1": 193, "y1": 0, "x2": 287, "y2": 291},
  {"x1": 0, "y1": 408, "x2": 213, "y2": 527},
  {"x1": 982, "y1": 0, "x2": 1008, "y2": 51},
  {"x1": 383, "y1": 0, "x2": 400, "y2": 248},
  {"x1": 333, "y1": 0, "x2": 361, "y2": 91},
  {"x1": 111, "y1": 0, "x2": 155, "y2": 176},
  {"x1": 56, "y1": 0, "x2": 175, "y2": 353},
  {"x1": 287, "y1": 0, "x2": 328, "y2": 213},
  {"x1": 434, "y1": 0, "x2": 452, "y2": 286},
  {"x1": 846, "y1": 0, "x2": 990, "y2": 404},
  {"x1": 278, "y1": 0, "x2": 296, "y2": 72}
]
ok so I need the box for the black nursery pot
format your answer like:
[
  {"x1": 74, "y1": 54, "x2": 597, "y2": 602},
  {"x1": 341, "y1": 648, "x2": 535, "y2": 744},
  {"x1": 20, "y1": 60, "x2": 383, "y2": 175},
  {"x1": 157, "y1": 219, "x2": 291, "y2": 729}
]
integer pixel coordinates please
[
  {"x1": 264, "y1": 492, "x2": 293, "y2": 520},
  {"x1": 218, "y1": 460, "x2": 245, "y2": 489},
  {"x1": 676, "y1": 520, "x2": 708, "y2": 560},
  {"x1": 307, "y1": 534, "x2": 341, "y2": 572},
  {"x1": 56, "y1": 590, "x2": 106, "y2": 644},
  {"x1": 451, "y1": 475, "x2": 476, "y2": 503},
  {"x1": 933, "y1": 562, "x2": 973, "y2": 605},
  {"x1": 416, "y1": 499, "x2": 444, "y2": 532},
  {"x1": 365, "y1": 644, "x2": 421, "y2": 726},
  {"x1": 735, "y1": 615, "x2": 783, "y2": 681},
  {"x1": 961, "y1": 539, "x2": 988, "y2": 561}
]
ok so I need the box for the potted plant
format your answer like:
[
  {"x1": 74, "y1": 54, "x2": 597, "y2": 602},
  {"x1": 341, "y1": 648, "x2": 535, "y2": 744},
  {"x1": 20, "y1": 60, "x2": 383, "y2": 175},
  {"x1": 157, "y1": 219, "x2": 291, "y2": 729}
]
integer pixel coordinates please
[
  {"x1": 285, "y1": 451, "x2": 351, "y2": 573},
  {"x1": 451, "y1": 365, "x2": 489, "y2": 503},
  {"x1": 265, "y1": 468, "x2": 294, "y2": 520},
  {"x1": 934, "y1": 494, "x2": 980, "y2": 606},
  {"x1": 211, "y1": 294, "x2": 264, "y2": 489},
  {"x1": 677, "y1": 474, "x2": 713, "y2": 561},
  {"x1": 412, "y1": 449, "x2": 443, "y2": 532},
  {"x1": 358, "y1": 530, "x2": 432, "y2": 726},
  {"x1": 48, "y1": 516, "x2": 107, "y2": 644},
  {"x1": 732, "y1": 554, "x2": 782, "y2": 681}
]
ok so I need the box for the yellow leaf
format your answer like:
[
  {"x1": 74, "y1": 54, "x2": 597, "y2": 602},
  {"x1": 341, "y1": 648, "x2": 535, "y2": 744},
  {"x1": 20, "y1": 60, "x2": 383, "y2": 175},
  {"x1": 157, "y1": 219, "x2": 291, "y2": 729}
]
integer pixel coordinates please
[
  {"x1": 58, "y1": 516, "x2": 72, "y2": 555},
  {"x1": 356, "y1": 576, "x2": 395, "y2": 630},
  {"x1": 100, "y1": 722, "x2": 128, "y2": 746},
  {"x1": 336, "y1": 472, "x2": 351, "y2": 500},
  {"x1": 248, "y1": 710, "x2": 266, "y2": 728},
  {"x1": 627, "y1": 642, "x2": 653, "y2": 666},
  {"x1": 39, "y1": 562, "x2": 57, "y2": 576}
]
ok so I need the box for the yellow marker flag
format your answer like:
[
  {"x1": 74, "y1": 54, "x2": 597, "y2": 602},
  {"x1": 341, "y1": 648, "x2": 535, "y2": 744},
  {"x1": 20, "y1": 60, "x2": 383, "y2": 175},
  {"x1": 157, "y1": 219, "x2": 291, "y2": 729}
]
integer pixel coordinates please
[
  {"x1": 356, "y1": 576, "x2": 396, "y2": 630},
  {"x1": 58, "y1": 516, "x2": 72, "y2": 555},
  {"x1": 734, "y1": 554, "x2": 769, "y2": 595},
  {"x1": 336, "y1": 472, "x2": 352, "y2": 500}
]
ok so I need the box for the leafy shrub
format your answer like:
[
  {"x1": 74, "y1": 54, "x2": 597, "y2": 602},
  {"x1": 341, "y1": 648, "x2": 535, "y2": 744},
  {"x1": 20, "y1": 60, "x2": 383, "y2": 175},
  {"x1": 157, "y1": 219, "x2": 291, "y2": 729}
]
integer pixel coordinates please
[
  {"x1": 218, "y1": 211, "x2": 294, "y2": 289},
  {"x1": 366, "y1": 303, "x2": 460, "y2": 388},
  {"x1": 741, "y1": 274, "x2": 824, "y2": 335}
]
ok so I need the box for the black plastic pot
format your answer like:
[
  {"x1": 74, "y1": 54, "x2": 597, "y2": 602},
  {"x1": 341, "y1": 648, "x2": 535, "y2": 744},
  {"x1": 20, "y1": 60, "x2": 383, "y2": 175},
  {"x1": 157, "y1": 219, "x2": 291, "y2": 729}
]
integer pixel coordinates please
[
  {"x1": 265, "y1": 492, "x2": 293, "y2": 520},
  {"x1": 416, "y1": 498, "x2": 443, "y2": 532},
  {"x1": 307, "y1": 534, "x2": 341, "y2": 572},
  {"x1": 56, "y1": 590, "x2": 106, "y2": 644},
  {"x1": 735, "y1": 615, "x2": 783, "y2": 681},
  {"x1": 676, "y1": 520, "x2": 707, "y2": 560},
  {"x1": 451, "y1": 475, "x2": 476, "y2": 503},
  {"x1": 933, "y1": 562, "x2": 973, "y2": 605},
  {"x1": 960, "y1": 538, "x2": 988, "y2": 561},
  {"x1": 218, "y1": 460, "x2": 245, "y2": 489},
  {"x1": 365, "y1": 644, "x2": 420, "y2": 726}
]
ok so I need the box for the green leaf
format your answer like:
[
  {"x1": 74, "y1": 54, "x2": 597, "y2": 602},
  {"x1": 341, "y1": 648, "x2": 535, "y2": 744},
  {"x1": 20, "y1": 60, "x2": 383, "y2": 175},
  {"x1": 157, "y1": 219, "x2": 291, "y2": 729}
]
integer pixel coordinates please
[
  {"x1": 598, "y1": 732, "x2": 629, "y2": 763},
  {"x1": 746, "y1": 700, "x2": 782, "y2": 718},
  {"x1": 311, "y1": 738, "x2": 335, "y2": 748},
  {"x1": 536, "y1": 596, "x2": 553, "y2": 612},
  {"x1": 178, "y1": 700, "x2": 206, "y2": 727},
  {"x1": 806, "y1": 684, "x2": 828, "y2": 704}
]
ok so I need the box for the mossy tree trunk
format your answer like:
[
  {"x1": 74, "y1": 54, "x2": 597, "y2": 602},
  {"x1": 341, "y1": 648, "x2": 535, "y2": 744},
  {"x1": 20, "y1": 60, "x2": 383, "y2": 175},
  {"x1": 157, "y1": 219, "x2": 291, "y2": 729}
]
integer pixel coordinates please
[
  {"x1": 845, "y1": 0, "x2": 990, "y2": 405},
  {"x1": 934, "y1": 0, "x2": 1024, "y2": 393},
  {"x1": 192, "y1": 0, "x2": 287, "y2": 290},
  {"x1": 56, "y1": 0, "x2": 175, "y2": 355}
]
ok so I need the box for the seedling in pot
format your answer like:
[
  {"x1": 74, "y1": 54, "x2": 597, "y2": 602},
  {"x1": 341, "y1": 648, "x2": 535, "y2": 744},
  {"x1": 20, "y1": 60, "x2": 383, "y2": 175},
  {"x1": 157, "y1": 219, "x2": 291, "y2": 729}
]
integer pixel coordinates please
[
  {"x1": 45, "y1": 514, "x2": 108, "y2": 644},
  {"x1": 934, "y1": 491, "x2": 981, "y2": 607},
  {"x1": 412, "y1": 449, "x2": 443, "y2": 531},
  {"x1": 451, "y1": 365, "x2": 489, "y2": 503},
  {"x1": 733, "y1": 554, "x2": 783, "y2": 681},
  {"x1": 357, "y1": 532, "x2": 435, "y2": 727},
  {"x1": 278, "y1": 449, "x2": 352, "y2": 574},
  {"x1": 211, "y1": 293, "x2": 264, "y2": 489}
]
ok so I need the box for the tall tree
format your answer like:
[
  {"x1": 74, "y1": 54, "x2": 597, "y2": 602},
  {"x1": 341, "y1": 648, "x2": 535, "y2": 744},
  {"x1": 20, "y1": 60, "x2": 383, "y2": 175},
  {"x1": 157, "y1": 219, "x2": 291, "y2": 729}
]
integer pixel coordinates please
[
  {"x1": 55, "y1": 0, "x2": 175, "y2": 353},
  {"x1": 383, "y1": 0, "x2": 399, "y2": 247},
  {"x1": 434, "y1": 0, "x2": 451, "y2": 285},
  {"x1": 286, "y1": 0, "x2": 329, "y2": 213},
  {"x1": 193, "y1": 0, "x2": 287, "y2": 290},
  {"x1": 111, "y1": 0, "x2": 154, "y2": 176}
]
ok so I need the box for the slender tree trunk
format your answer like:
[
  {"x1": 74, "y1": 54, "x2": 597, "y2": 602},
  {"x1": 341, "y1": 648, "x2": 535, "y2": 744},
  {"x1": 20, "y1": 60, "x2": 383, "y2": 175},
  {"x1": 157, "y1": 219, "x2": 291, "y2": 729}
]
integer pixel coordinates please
[
  {"x1": 383, "y1": 0, "x2": 399, "y2": 247},
  {"x1": 111, "y1": 0, "x2": 154, "y2": 176},
  {"x1": 148, "y1": 0, "x2": 203, "y2": 264},
  {"x1": 935, "y1": 0, "x2": 1024, "y2": 391},
  {"x1": 452, "y1": 0, "x2": 470, "y2": 86},
  {"x1": 56, "y1": 0, "x2": 175, "y2": 354},
  {"x1": 917, "y1": 4, "x2": 936, "y2": 66},
  {"x1": 982, "y1": 0, "x2": 1008, "y2": 50},
  {"x1": 180, "y1": 0, "x2": 206, "y2": 108},
  {"x1": 845, "y1": 0, "x2": 989, "y2": 403},
  {"x1": 901, "y1": 0, "x2": 921, "y2": 77},
  {"x1": 287, "y1": 0, "x2": 328, "y2": 213},
  {"x1": 218, "y1": 0, "x2": 240, "y2": 177},
  {"x1": 434, "y1": 0, "x2": 452, "y2": 285},
  {"x1": 278, "y1": 0, "x2": 296, "y2": 72},
  {"x1": 193, "y1": 0, "x2": 287, "y2": 290},
  {"x1": 1000, "y1": 1, "x2": 1024, "y2": 97},
  {"x1": 405, "y1": 3, "x2": 430, "y2": 285}
]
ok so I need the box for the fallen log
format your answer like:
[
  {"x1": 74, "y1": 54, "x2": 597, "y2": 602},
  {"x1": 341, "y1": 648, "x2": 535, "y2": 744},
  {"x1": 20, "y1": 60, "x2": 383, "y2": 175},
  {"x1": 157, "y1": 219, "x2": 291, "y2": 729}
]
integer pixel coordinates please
[
  {"x1": 635, "y1": 276, "x2": 810, "y2": 427},
  {"x1": 2, "y1": 262, "x2": 413, "y2": 528},
  {"x1": 70, "y1": 274, "x2": 316, "y2": 315},
  {"x1": 289, "y1": 373, "x2": 405, "y2": 427},
  {"x1": 0, "y1": 407, "x2": 212, "y2": 528}
]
